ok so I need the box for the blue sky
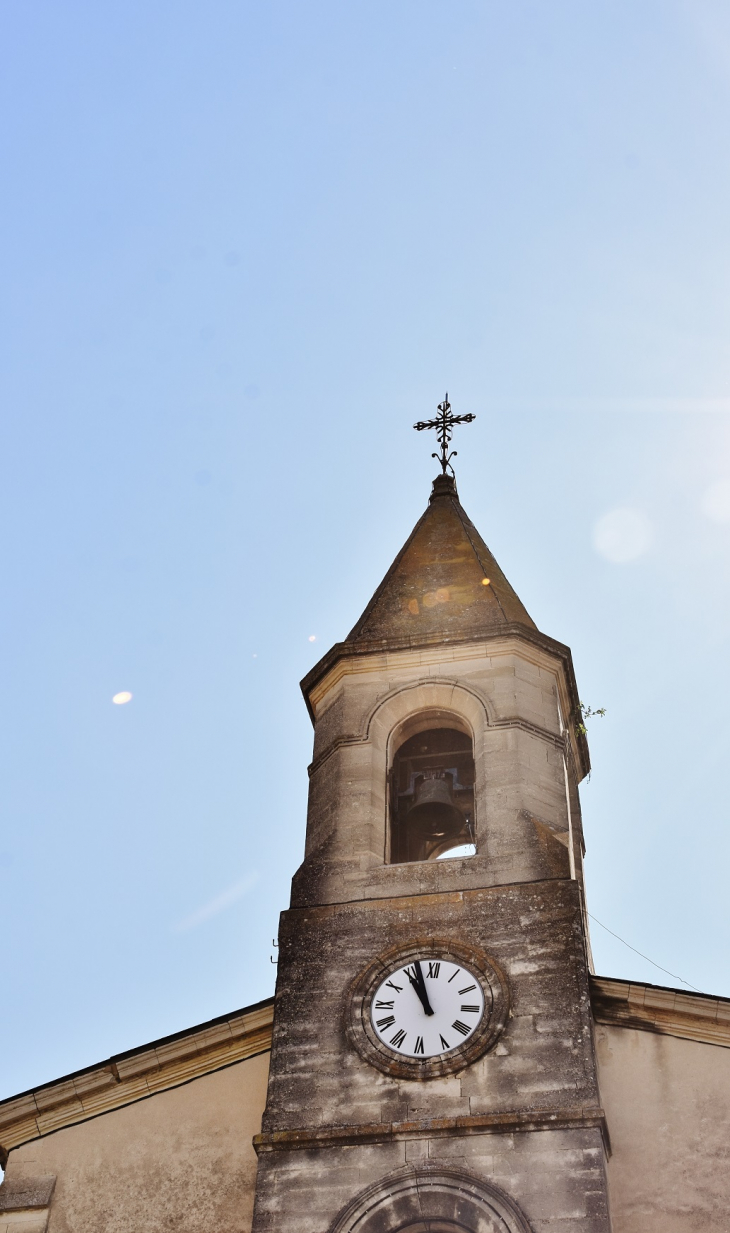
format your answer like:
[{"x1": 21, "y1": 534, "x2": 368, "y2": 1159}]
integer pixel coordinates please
[{"x1": 3, "y1": 0, "x2": 730, "y2": 1099}]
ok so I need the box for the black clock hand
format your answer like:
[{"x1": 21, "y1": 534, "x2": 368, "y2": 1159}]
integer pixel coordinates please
[
  {"x1": 405, "y1": 968, "x2": 430, "y2": 1015},
  {"x1": 409, "y1": 960, "x2": 435, "y2": 1016}
]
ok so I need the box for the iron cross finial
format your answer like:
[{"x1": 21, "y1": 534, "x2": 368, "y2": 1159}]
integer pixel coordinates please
[{"x1": 413, "y1": 393, "x2": 476, "y2": 476}]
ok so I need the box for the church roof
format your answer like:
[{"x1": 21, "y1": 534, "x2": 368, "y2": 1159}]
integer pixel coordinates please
[
  {"x1": 346, "y1": 473, "x2": 536, "y2": 646},
  {"x1": 0, "y1": 997, "x2": 274, "y2": 1155}
]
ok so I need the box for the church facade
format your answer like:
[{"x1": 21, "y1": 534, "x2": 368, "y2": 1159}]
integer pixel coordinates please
[{"x1": 2, "y1": 470, "x2": 729, "y2": 1232}]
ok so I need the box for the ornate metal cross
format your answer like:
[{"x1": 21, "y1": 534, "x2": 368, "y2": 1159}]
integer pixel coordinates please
[{"x1": 413, "y1": 393, "x2": 476, "y2": 476}]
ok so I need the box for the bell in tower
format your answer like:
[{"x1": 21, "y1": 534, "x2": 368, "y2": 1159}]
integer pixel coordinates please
[{"x1": 390, "y1": 726, "x2": 475, "y2": 862}]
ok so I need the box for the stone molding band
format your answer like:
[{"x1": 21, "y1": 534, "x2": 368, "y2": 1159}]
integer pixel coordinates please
[
  {"x1": 308, "y1": 713, "x2": 569, "y2": 780},
  {"x1": 253, "y1": 1104, "x2": 610, "y2": 1155}
]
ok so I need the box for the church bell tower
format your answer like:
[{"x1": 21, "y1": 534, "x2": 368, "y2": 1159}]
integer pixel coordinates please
[{"x1": 251, "y1": 405, "x2": 611, "y2": 1233}]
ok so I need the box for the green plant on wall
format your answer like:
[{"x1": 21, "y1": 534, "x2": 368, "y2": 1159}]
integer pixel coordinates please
[{"x1": 574, "y1": 700, "x2": 606, "y2": 738}]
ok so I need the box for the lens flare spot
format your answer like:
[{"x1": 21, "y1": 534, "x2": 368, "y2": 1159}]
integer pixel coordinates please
[
  {"x1": 481, "y1": 577, "x2": 491, "y2": 586},
  {"x1": 112, "y1": 691, "x2": 132, "y2": 705},
  {"x1": 701, "y1": 478, "x2": 730, "y2": 523},
  {"x1": 593, "y1": 508, "x2": 653, "y2": 563},
  {"x1": 308, "y1": 635, "x2": 316, "y2": 642}
]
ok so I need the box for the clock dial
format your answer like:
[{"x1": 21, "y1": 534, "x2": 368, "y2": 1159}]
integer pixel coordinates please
[{"x1": 370, "y1": 958, "x2": 485, "y2": 1058}]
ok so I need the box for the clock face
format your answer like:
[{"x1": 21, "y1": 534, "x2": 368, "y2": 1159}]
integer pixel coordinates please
[{"x1": 369, "y1": 957, "x2": 485, "y2": 1058}]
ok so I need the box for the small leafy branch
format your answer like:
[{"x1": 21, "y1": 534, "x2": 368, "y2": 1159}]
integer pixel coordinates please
[{"x1": 574, "y1": 700, "x2": 606, "y2": 738}]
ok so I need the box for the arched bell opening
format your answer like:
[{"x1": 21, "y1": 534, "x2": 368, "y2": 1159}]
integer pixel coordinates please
[{"x1": 388, "y1": 725, "x2": 476, "y2": 864}]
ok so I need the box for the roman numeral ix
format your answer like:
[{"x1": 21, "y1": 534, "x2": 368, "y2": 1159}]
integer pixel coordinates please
[{"x1": 375, "y1": 1000, "x2": 394, "y2": 1009}]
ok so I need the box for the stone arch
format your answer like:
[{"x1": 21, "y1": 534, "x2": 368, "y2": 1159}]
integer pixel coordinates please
[
  {"x1": 328, "y1": 1164, "x2": 533, "y2": 1233},
  {"x1": 364, "y1": 678, "x2": 493, "y2": 751}
]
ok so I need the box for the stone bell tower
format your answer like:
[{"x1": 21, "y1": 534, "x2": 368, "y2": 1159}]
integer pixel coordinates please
[{"x1": 251, "y1": 433, "x2": 610, "y2": 1231}]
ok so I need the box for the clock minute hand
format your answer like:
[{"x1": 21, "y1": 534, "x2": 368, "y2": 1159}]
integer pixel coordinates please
[
  {"x1": 412, "y1": 960, "x2": 435, "y2": 1017},
  {"x1": 405, "y1": 968, "x2": 432, "y2": 1016}
]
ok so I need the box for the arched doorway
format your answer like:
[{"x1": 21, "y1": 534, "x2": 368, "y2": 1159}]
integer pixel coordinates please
[{"x1": 328, "y1": 1164, "x2": 533, "y2": 1233}]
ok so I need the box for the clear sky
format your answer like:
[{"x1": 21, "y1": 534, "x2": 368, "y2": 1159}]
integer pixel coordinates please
[{"x1": 2, "y1": 0, "x2": 730, "y2": 1100}]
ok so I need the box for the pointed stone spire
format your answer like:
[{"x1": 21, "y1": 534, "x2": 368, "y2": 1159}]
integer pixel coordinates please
[{"x1": 346, "y1": 474, "x2": 536, "y2": 648}]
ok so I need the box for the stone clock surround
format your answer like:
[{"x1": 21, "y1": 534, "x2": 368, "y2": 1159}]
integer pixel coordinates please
[
  {"x1": 346, "y1": 937, "x2": 510, "y2": 1079},
  {"x1": 258, "y1": 879, "x2": 601, "y2": 1140}
]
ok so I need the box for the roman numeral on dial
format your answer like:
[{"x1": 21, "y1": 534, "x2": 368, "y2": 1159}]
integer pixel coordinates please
[
  {"x1": 391, "y1": 1029, "x2": 406, "y2": 1048},
  {"x1": 376, "y1": 1015, "x2": 396, "y2": 1029},
  {"x1": 385, "y1": 980, "x2": 403, "y2": 993},
  {"x1": 375, "y1": 1000, "x2": 394, "y2": 1009},
  {"x1": 414, "y1": 1036, "x2": 425, "y2": 1054},
  {"x1": 461, "y1": 1004, "x2": 480, "y2": 1013},
  {"x1": 452, "y1": 1019, "x2": 470, "y2": 1037},
  {"x1": 458, "y1": 984, "x2": 477, "y2": 996},
  {"x1": 427, "y1": 962, "x2": 440, "y2": 979}
]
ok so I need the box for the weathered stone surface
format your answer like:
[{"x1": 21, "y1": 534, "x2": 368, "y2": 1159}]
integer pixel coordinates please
[
  {"x1": 0, "y1": 1174, "x2": 55, "y2": 1210},
  {"x1": 344, "y1": 474, "x2": 537, "y2": 646}
]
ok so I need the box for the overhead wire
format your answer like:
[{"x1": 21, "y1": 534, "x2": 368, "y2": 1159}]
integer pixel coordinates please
[{"x1": 587, "y1": 912, "x2": 703, "y2": 994}]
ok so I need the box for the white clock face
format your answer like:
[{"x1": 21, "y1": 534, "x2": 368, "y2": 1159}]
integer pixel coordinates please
[{"x1": 370, "y1": 958, "x2": 485, "y2": 1058}]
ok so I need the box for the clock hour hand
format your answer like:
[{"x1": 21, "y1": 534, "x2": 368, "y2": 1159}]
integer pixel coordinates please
[{"x1": 407, "y1": 960, "x2": 435, "y2": 1016}]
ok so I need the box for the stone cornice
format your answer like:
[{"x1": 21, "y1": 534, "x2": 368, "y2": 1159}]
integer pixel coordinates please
[
  {"x1": 254, "y1": 1105, "x2": 610, "y2": 1156},
  {"x1": 0, "y1": 1000, "x2": 274, "y2": 1153},
  {"x1": 590, "y1": 975, "x2": 730, "y2": 1048}
]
